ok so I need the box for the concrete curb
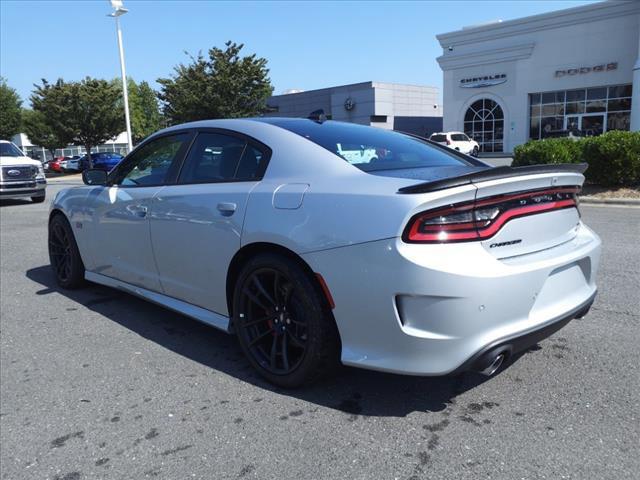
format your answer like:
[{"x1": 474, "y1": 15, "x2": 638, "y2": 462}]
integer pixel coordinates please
[{"x1": 579, "y1": 196, "x2": 640, "y2": 206}]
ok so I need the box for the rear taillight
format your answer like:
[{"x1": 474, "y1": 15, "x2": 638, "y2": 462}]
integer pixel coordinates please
[{"x1": 403, "y1": 187, "x2": 580, "y2": 243}]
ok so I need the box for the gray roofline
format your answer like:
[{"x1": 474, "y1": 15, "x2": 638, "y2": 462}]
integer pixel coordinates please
[
  {"x1": 436, "y1": 1, "x2": 639, "y2": 46},
  {"x1": 269, "y1": 81, "x2": 439, "y2": 99}
]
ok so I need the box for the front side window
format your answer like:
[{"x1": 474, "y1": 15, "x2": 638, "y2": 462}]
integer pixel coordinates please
[
  {"x1": 259, "y1": 119, "x2": 471, "y2": 172},
  {"x1": 113, "y1": 133, "x2": 189, "y2": 186},
  {"x1": 179, "y1": 132, "x2": 267, "y2": 183}
]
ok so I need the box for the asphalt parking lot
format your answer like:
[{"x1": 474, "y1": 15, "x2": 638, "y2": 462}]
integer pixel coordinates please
[{"x1": 1, "y1": 178, "x2": 639, "y2": 480}]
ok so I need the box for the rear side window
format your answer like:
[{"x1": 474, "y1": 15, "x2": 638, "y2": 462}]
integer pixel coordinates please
[
  {"x1": 179, "y1": 132, "x2": 267, "y2": 183},
  {"x1": 260, "y1": 119, "x2": 472, "y2": 172},
  {"x1": 450, "y1": 134, "x2": 469, "y2": 141},
  {"x1": 430, "y1": 134, "x2": 447, "y2": 142}
]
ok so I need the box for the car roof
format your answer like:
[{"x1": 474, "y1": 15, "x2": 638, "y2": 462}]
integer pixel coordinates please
[{"x1": 155, "y1": 117, "x2": 366, "y2": 138}]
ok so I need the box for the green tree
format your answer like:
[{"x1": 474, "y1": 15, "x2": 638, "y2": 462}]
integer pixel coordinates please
[
  {"x1": 31, "y1": 78, "x2": 123, "y2": 167},
  {"x1": 0, "y1": 77, "x2": 22, "y2": 140},
  {"x1": 22, "y1": 109, "x2": 70, "y2": 160},
  {"x1": 115, "y1": 78, "x2": 162, "y2": 143},
  {"x1": 157, "y1": 41, "x2": 273, "y2": 124}
]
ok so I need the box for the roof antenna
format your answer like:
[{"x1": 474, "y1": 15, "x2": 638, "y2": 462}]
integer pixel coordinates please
[{"x1": 308, "y1": 109, "x2": 327, "y2": 123}]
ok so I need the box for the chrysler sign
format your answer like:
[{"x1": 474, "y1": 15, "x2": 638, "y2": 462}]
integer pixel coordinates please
[
  {"x1": 459, "y1": 73, "x2": 507, "y2": 88},
  {"x1": 555, "y1": 62, "x2": 617, "y2": 77}
]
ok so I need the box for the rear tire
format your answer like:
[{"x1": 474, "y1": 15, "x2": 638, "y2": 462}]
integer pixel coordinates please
[
  {"x1": 48, "y1": 214, "x2": 85, "y2": 289},
  {"x1": 233, "y1": 253, "x2": 340, "y2": 388},
  {"x1": 472, "y1": 146, "x2": 479, "y2": 157}
]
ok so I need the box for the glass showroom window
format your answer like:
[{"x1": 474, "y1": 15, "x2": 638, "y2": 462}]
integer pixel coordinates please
[
  {"x1": 463, "y1": 99, "x2": 504, "y2": 153},
  {"x1": 529, "y1": 84, "x2": 632, "y2": 140}
]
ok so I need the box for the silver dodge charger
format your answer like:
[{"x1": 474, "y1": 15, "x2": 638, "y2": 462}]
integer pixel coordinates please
[{"x1": 49, "y1": 118, "x2": 600, "y2": 387}]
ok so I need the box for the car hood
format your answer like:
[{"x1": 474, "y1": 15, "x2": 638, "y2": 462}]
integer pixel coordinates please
[{"x1": 0, "y1": 156, "x2": 41, "y2": 167}]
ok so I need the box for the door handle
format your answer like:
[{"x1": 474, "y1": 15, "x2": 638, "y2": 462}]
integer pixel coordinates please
[
  {"x1": 128, "y1": 204, "x2": 148, "y2": 218},
  {"x1": 217, "y1": 202, "x2": 237, "y2": 216}
]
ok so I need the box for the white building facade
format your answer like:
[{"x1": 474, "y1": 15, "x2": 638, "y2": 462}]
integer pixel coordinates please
[{"x1": 437, "y1": 1, "x2": 639, "y2": 153}]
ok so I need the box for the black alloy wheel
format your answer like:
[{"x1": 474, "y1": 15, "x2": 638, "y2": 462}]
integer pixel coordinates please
[
  {"x1": 233, "y1": 253, "x2": 340, "y2": 387},
  {"x1": 238, "y1": 267, "x2": 307, "y2": 374},
  {"x1": 48, "y1": 214, "x2": 85, "y2": 289}
]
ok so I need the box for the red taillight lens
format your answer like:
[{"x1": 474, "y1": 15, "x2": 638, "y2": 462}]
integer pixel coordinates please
[{"x1": 403, "y1": 187, "x2": 580, "y2": 243}]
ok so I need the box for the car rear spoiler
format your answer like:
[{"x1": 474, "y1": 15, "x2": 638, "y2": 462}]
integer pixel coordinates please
[{"x1": 397, "y1": 163, "x2": 588, "y2": 194}]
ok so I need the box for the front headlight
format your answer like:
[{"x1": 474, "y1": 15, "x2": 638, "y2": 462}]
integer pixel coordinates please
[{"x1": 37, "y1": 165, "x2": 45, "y2": 179}]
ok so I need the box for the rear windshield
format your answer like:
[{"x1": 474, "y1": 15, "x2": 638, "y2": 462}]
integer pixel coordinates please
[
  {"x1": 261, "y1": 119, "x2": 471, "y2": 172},
  {"x1": 430, "y1": 134, "x2": 447, "y2": 142}
]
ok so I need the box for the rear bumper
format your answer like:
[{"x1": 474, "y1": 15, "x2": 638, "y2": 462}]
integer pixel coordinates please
[
  {"x1": 302, "y1": 221, "x2": 601, "y2": 375},
  {"x1": 449, "y1": 291, "x2": 595, "y2": 375}
]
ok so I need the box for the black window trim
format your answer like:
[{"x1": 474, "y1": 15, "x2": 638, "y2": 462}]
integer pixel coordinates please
[
  {"x1": 108, "y1": 129, "x2": 196, "y2": 188},
  {"x1": 174, "y1": 127, "x2": 273, "y2": 186}
]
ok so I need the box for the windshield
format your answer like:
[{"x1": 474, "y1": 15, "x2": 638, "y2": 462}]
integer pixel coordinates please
[
  {"x1": 260, "y1": 119, "x2": 472, "y2": 172},
  {"x1": 0, "y1": 143, "x2": 25, "y2": 157}
]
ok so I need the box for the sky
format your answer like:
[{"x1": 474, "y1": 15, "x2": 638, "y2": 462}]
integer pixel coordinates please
[{"x1": 1, "y1": 0, "x2": 599, "y2": 106}]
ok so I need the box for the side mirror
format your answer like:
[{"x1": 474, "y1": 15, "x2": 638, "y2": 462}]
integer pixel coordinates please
[{"x1": 82, "y1": 168, "x2": 108, "y2": 186}]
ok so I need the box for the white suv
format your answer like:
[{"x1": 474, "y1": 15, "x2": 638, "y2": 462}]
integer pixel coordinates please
[
  {"x1": 0, "y1": 140, "x2": 47, "y2": 203},
  {"x1": 429, "y1": 132, "x2": 479, "y2": 157}
]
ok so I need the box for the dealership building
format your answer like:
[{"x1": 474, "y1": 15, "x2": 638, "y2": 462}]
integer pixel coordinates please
[
  {"x1": 266, "y1": 81, "x2": 443, "y2": 136},
  {"x1": 436, "y1": 0, "x2": 639, "y2": 153}
]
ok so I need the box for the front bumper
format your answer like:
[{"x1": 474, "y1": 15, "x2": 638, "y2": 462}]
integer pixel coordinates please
[
  {"x1": 302, "y1": 222, "x2": 601, "y2": 375},
  {"x1": 0, "y1": 179, "x2": 46, "y2": 199}
]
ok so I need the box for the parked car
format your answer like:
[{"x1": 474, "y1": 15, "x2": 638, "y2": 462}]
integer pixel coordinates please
[
  {"x1": 61, "y1": 155, "x2": 82, "y2": 172},
  {"x1": 49, "y1": 119, "x2": 600, "y2": 387},
  {"x1": 0, "y1": 140, "x2": 47, "y2": 202},
  {"x1": 48, "y1": 157, "x2": 65, "y2": 173},
  {"x1": 78, "y1": 152, "x2": 124, "y2": 172},
  {"x1": 429, "y1": 131, "x2": 480, "y2": 156}
]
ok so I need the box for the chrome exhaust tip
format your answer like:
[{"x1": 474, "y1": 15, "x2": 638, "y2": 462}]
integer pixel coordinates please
[{"x1": 479, "y1": 353, "x2": 505, "y2": 377}]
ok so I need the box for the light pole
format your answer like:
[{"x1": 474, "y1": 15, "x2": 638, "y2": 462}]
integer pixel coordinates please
[{"x1": 108, "y1": 0, "x2": 133, "y2": 153}]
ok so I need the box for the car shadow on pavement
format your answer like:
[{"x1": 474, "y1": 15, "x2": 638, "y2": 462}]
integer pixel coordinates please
[
  {"x1": 0, "y1": 199, "x2": 34, "y2": 206},
  {"x1": 26, "y1": 265, "x2": 514, "y2": 418}
]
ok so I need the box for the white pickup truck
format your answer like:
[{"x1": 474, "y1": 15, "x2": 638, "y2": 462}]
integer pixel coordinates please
[{"x1": 0, "y1": 140, "x2": 47, "y2": 203}]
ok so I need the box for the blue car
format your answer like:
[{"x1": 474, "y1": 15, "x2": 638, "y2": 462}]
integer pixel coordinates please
[{"x1": 78, "y1": 152, "x2": 124, "y2": 172}]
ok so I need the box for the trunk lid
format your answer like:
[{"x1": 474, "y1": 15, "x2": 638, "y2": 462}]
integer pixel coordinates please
[
  {"x1": 396, "y1": 163, "x2": 586, "y2": 258},
  {"x1": 471, "y1": 170, "x2": 584, "y2": 258}
]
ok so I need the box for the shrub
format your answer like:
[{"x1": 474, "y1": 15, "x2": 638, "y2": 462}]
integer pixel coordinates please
[
  {"x1": 513, "y1": 138, "x2": 582, "y2": 166},
  {"x1": 513, "y1": 131, "x2": 640, "y2": 187},
  {"x1": 580, "y1": 131, "x2": 640, "y2": 187}
]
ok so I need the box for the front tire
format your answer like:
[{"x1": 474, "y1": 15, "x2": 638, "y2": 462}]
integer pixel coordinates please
[
  {"x1": 31, "y1": 192, "x2": 46, "y2": 203},
  {"x1": 233, "y1": 253, "x2": 340, "y2": 387},
  {"x1": 472, "y1": 146, "x2": 479, "y2": 157},
  {"x1": 48, "y1": 214, "x2": 85, "y2": 289}
]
